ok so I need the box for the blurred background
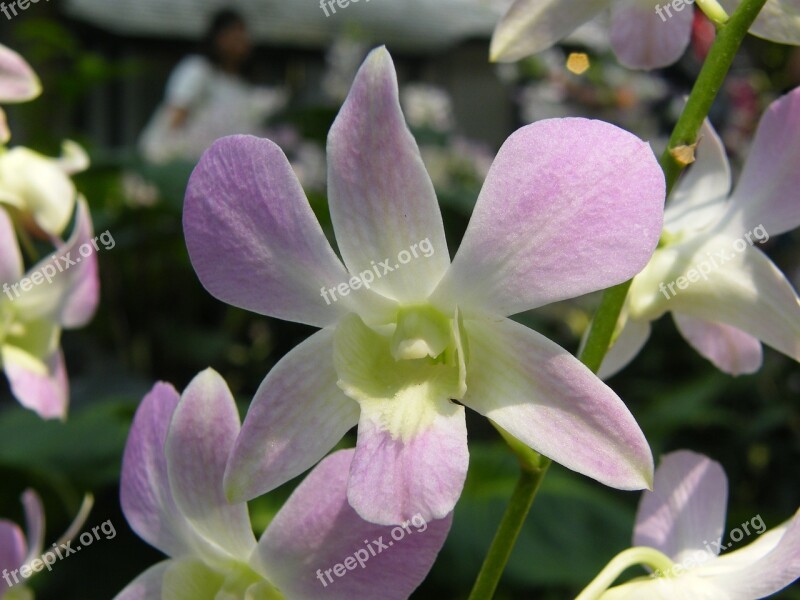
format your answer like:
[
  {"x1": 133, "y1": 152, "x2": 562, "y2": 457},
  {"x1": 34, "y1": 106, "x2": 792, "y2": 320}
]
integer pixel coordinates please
[{"x1": 1, "y1": 0, "x2": 799, "y2": 598}]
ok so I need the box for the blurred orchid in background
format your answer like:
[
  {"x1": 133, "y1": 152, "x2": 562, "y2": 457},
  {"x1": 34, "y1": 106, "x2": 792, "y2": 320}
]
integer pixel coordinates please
[
  {"x1": 0, "y1": 200, "x2": 100, "y2": 419},
  {"x1": 184, "y1": 46, "x2": 666, "y2": 526},
  {"x1": 577, "y1": 450, "x2": 800, "y2": 599},
  {"x1": 0, "y1": 44, "x2": 40, "y2": 145},
  {"x1": 600, "y1": 87, "x2": 800, "y2": 377},
  {"x1": 116, "y1": 370, "x2": 451, "y2": 600},
  {"x1": 491, "y1": 0, "x2": 800, "y2": 69}
]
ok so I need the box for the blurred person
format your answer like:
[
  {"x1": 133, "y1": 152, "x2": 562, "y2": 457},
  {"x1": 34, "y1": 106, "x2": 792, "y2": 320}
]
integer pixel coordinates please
[{"x1": 139, "y1": 9, "x2": 286, "y2": 164}]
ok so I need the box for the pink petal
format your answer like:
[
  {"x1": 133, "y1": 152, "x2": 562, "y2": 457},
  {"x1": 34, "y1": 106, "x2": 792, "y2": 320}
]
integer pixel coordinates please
[
  {"x1": 347, "y1": 404, "x2": 469, "y2": 526},
  {"x1": 113, "y1": 561, "x2": 170, "y2": 600},
  {"x1": 327, "y1": 47, "x2": 450, "y2": 303},
  {"x1": 431, "y1": 118, "x2": 664, "y2": 317},
  {"x1": 184, "y1": 135, "x2": 392, "y2": 328},
  {"x1": 165, "y1": 369, "x2": 256, "y2": 561},
  {"x1": 704, "y1": 509, "x2": 800, "y2": 598},
  {"x1": 0, "y1": 44, "x2": 40, "y2": 102},
  {"x1": 673, "y1": 312, "x2": 762, "y2": 375},
  {"x1": 461, "y1": 316, "x2": 654, "y2": 490},
  {"x1": 490, "y1": 0, "x2": 610, "y2": 62},
  {"x1": 121, "y1": 382, "x2": 199, "y2": 558},
  {"x1": 0, "y1": 521, "x2": 26, "y2": 577},
  {"x1": 224, "y1": 328, "x2": 359, "y2": 503},
  {"x1": 257, "y1": 449, "x2": 452, "y2": 600},
  {"x1": 597, "y1": 317, "x2": 652, "y2": 379},
  {"x1": 0, "y1": 208, "x2": 22, "y2": 284},
  {"x1": 610, "y1": 0, "x2": 694, "y2": 69},
  {"x1": 634, "y1": 450, "x2": 728, "y2": 562},
  {"x1": 725, "y1": 87, "x2": 800, "y2": 237},
  {"x1": 2, "y1": 348, "x2": 68, "y2": 420}
]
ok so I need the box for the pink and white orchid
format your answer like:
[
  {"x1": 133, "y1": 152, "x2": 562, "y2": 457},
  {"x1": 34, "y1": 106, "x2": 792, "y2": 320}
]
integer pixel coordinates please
[
  {"x1": 491, "y1": 0, "x2": 800, "y2": 70},
  {"x1": 184, "y1": 46, "x2": 665, "y2": 526},
  {"x1": 600, "y1": 87, "x2": 800, "y2": 378},
  {"x1": 0, "y1": 44, "x2": 40, "y2": 145},
  {"x1": 577, "y1": 450, "x2": 800, "y2": 599},
  {"x1": 116, "y1": 370, "x2": 451, "y2": 600},
  {"x1": 0, "y1": 199, "x2": 99, "y2": 419}
]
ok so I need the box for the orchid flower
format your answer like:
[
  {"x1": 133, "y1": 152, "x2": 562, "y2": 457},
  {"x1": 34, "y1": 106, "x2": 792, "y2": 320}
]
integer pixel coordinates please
[
  {"x1": 577, "y1": 450, "x2": 800, "y2": 599},
  {"x1": 116, "y1": 369, "x2": 451, "y2": 600},
  {"x1": 184, "y1": 46, "x2": 665, "y2": 525},
  {"x1": 1, "y1": 489, "x2": 93, "y2": 600},
  {"x1": 599, "y1": 87, "x2": 800, "y2": 378},
  {"x1": 0, "y1": 140, "x2": 90, "y2": 238},
  {"x1": 0, "y1": 199, "x2": 99, "y2": 419},
  {"x1": 491, "y1": 0, "x2": 800, "y2": 70},
  {"x1": 0, "y1": 44, "x2": 40, "y2": 145}
]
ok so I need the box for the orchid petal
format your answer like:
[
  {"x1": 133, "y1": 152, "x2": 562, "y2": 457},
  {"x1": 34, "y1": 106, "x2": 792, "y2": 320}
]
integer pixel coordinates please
[
  {"x1": 723, "y1": 86, "x2": 800, "y2": 237},
  {"x1": 0, "y1": 521, "x2": 26, "y2": 576},
  {"x1": 720, "y1": 0, "x2": 800, "y2": 45},
  {"x1": 1, "y1": 347, "x2": 67, "y2": 420},
  {"x1": 490, "y1": 0, "x2": 610, "y2": 62},
  {"x1": 13, "y1": 199, "x2": 100, "y2": 327},
  {"x1": 610, "y1": 0, "x2": 693, "y2": 70},
  {"x1": 462, "y1": 316, "x2": 654, "y2": 490},
  {"x1": 162, "y1": 558, "x2": 224, "y2": 600},
  {"x1": 258, "y1": 449, "x2": 452, "y2": 600},
  {"x1": 113, "y1": 561, "x2": 170, "y2": 600},
  {"x1": 184, "y1": 135, "x2": 392, "y2": 328},
  {"x1": 0, "y1": 208, "x2": 22, "y2": 284},
  {"x1": 326, "y1": 47, "x2": 450, "y2": 303},
  {"x1": 431, "y1": 118, "x2": 664, "y2": 317},
  {"x1": 664, "y1": 120, "x2": 731, "y2": 236},
  {"x1": 673, "y1": 313, "x2": 762, "y2": 375},
  {"x1": 224, "y1": 328, "x2": 359, "y2": 503},
  {"x1": 634, "y1": 450, "x2": 728, "y2": 563},
  {"x1": 597, "y1": 316, "x2": 652, "y2": 380},
  {"x1": 0, "y1": 44, "x2": 40, "y2": 102},
  {"x1": 629, "y1": 238, "x2": 800, "y2": 364},
  {"x1": 0, "y1": 147, "x2": 76, "y2": 237},
  {"x1": 120, "y1": 382, "x2": 200, "y2": 558},
  {"x1": 698, "y1": 509, "x2": 800, "y2": 598},
  {"x1": 600, "y1": 574, "x2": 725, "y2": 599},
  {"x1": 165, "y1": 369, "x2": 256, "y2": 562},
  {"x1": 56, "y1": 140, "x2": 90, "y2": 176}
]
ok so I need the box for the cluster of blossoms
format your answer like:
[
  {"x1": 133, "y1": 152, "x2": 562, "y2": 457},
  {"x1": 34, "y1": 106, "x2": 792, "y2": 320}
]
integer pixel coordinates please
[{"x1": 0, "y1": 44, "x2": 99, "y2": 420}]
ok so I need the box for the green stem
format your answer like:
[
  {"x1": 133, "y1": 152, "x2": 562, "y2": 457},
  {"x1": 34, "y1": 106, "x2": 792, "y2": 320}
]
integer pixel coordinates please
[
  {"x1": 467, "y1": 1, "x2": 768, "y2": 598},
  {"x1": 466, "y1": 459, "x2": 550, "y2": 600}
]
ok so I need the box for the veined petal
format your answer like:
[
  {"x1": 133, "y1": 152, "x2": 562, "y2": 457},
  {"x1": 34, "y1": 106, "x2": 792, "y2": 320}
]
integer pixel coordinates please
[
  {"x1": 0, "y1": 147, "x2": 76, "y2": 237},
  {"x1": 664, "y1": 120, "x2": 731, "y2": 236},
  {"x1": 462, "y1": 316, "x2": 653, "y2": 490},
  {"x1": 431, "y1": 118, "x2": 664, "y2": 317},
  {"x1": 597, "y1": 315, "x2": 652, "y2": 380},
  {"x1": 634, "y1": 451, "x2": 728, "y2": 563},
  {"x1": 333, "y1": 313, "x2": 468, "y2": 524},
  {"x1": 722, "y1": 87, "x2": 800, "y2": 237},
  {"x1": 490, "y1": 0, "x2": 610, "y2": 62},
  {"x1": 165, "y1": 369, "x2": 256, "y2": 562},
  {"x1": 184, "y1": 135, "x2": 392, "y2": 328},
  {"x1": 13, "y1": 199, "x2": 100, "y2": 327},
  {"x1": 720, "y1": 0, "x2": 800, "y2": 45},
  {"x1": 0, "y1": 44, "x2": 40, "y2": 102},
  {"x1": 673, "y1": 313, "x2": 762, "y2": 375},
  {"x1": 224, "y1": 328, "x2": 359, "y2": 503},
  {"x1": 258, "y1": 449, "x2": 452, "y2": 600},
  {"x1": 327, "y1": 47, "x2": 450, "y2": 303},
  {"x1": 610, "y1": 0, "x2": 693, "y2": 69},
  {"x1": 113, "y1": 560, "x2": 170, "y2": 600},
  {"x1": 1, "y1": 346, "x2": 67, "y2": 420},
  {"x1": 121, "y1": 383, "x2": 202, "y2": 559},
  {"x1": 0, "y1": 208, "x2": 22, "y2": 284},
  {"x1": 629, "y1": 237, "x2": 800, "y2": 364},
  {"x1": 696, "y1": 509, "x2": 800, "y2": 598}
]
